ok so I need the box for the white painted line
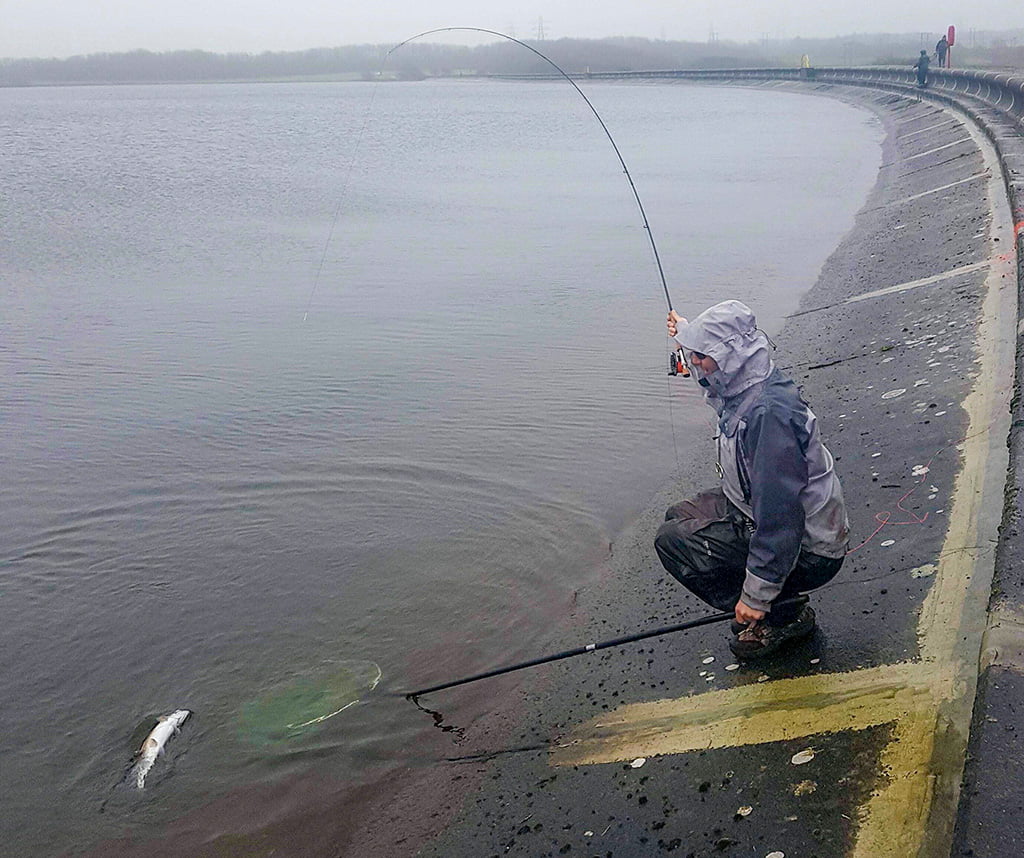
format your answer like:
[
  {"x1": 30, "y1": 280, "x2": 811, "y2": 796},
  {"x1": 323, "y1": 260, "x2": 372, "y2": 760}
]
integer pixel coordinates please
[
  {"x1": 898, "y1": 118, "x2": 960, "y2": 140},
  {"x1": 897, "y1": 109, "x2": 943, "y2": 127},
  {"x1": 904, "y1": 137, "x2": 974, "y2": 161},
  {"x1": 885, "y1": 172, "x2": 989, "y2": 207},
  {"x1": 845, "y1": 259, "x2": 992, "y2": 304}
]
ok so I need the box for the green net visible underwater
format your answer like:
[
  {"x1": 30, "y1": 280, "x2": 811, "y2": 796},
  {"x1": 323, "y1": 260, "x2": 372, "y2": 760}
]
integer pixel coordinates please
[{"x1": 238, "y1": 659, "x2": 382, "y2": 746}]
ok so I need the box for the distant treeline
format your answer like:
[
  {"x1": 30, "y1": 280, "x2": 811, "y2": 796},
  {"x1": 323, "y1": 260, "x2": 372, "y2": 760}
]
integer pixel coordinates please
[
  {"x1": 1, "y1": 39, "x2": 774, "y2": 87},
  {"x1": 3, "y1": 32, "x2": 1024, "y2": 87}
]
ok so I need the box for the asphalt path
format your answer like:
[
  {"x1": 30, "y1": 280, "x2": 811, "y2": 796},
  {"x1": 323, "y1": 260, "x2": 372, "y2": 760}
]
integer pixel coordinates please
[{"x1": 338, "y1": 85, "x2": 1016, "y2": 858}]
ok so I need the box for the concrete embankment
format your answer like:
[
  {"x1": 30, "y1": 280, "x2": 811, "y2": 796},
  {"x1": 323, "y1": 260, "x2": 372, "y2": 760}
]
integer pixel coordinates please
[{"x1": 339, "y1": 79, "x2": 1019, "y2": 858}]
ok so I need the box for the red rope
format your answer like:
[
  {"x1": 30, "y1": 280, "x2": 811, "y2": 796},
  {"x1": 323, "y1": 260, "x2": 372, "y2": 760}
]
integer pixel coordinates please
[{"x1": 847, "y1": 452, "x2": 935, "y2": 554}]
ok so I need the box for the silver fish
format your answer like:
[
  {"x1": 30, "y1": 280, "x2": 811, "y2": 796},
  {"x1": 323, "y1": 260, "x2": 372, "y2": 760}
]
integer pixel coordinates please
[{"x1": 127, "y1": 709, "x2": 191, "y2": 789}]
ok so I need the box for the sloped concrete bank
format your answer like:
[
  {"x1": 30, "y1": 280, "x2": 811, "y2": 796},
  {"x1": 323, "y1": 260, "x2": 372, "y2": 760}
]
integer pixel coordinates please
[
  {"x1": 650, "y1": 69, "x2": 1024, "y2": 857},
  {"x1": 546, "y1": 65, "x2": 1024, "y2": 855},
  {"x1": 379, "y1": 77, "x2": 1019, "y2": 858}
]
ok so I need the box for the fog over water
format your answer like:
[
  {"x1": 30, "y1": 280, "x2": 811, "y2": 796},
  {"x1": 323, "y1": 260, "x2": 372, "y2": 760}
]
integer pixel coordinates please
[
  {"x1": 1, "y1": 0, "x2": 1008, "y2": 59},
  {"x1": 0, "y1": 79, "x2": 882, "y2": 855}
]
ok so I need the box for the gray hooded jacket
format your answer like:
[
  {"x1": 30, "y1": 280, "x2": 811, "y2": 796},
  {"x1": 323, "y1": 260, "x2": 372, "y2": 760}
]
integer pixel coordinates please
[{"x1": 675, "y1": 300, "x2": 849, "y2": 611}]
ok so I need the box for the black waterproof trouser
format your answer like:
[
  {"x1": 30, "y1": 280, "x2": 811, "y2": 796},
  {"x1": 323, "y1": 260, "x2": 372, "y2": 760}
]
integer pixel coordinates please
[{"x1": 654, "y1": 487, "x2": 843, "y2": 626}]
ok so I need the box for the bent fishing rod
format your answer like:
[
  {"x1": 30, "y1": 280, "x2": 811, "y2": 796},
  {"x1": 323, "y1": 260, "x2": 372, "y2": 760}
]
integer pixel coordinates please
[
  {"x1": 309, "y1": 28, "x2": 690, "y2": 376},
  {"x1": 387, "y1": 29, "x2": 691, "y2": 379},
  {"x1": 389, "y1": 27, "x2": 675, "y2": 314},
  {"x1": 404, "y1": 594, "x2": 808, "y2": 698}
]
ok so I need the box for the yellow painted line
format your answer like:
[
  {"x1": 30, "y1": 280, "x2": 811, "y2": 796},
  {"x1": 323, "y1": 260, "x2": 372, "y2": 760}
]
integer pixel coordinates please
[
  {"x1": 550, "y1": 103, "x2": 1018, "y2": 858},
  {"x1": 552, "y1": 663, "x2": 935, "y2": 766}
]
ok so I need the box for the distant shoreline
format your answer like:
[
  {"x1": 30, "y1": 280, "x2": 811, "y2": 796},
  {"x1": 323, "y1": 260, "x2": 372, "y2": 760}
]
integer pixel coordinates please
[{"x1": 4, "y1": 31, "x2": 1024, "y2": 88}]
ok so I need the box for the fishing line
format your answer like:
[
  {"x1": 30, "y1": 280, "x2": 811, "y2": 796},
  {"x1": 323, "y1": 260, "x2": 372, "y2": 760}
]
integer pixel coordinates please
[
  {"x1": 304, "y1": 28, "x2": 686, "y2": 457},
  {"x1": 387, "y1": 28, "x2": 684, "y2": 467},
  {"x1": 304, "y1": 28, "x2": 677, "y2": 312},
  {"x1": 385, "y1": 27, "x2": 676, "y2": 312},
  {"x1": 301, "y1": 58, "x2": 389, "y2": 322}
]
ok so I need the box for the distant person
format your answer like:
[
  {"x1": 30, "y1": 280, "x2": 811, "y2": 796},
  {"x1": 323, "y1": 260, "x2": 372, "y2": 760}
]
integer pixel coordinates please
[
  {"x1": 654, "y1": 301, "x2": 849, "y2": 660},
  {"x1": 799, "y1": 53, "x2": 816, "y2": 80},
  {"x1": 936, "y1": 35, "x2": 949, "y2": 67},
  {"x1": 914, "y1": 50, "x2": 931, "y2": 87}
]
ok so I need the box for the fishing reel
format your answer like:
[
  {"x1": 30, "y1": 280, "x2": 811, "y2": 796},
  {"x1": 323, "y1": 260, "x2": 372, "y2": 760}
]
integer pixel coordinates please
[{"x1": 668, "y1": 348, "x2": 690, "y2": 377}]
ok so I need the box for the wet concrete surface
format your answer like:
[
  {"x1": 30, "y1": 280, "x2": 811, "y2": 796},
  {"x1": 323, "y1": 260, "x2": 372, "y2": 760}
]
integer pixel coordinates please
[
  {"x1": 332, "y1": 85, "x2": 1019, "y2": 858},
  {"x1": 953, "y1": 667, "x2": 1024, "y2": 856}
]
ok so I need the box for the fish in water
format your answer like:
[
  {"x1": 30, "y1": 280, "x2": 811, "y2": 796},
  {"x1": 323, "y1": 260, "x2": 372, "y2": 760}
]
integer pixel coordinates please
[{"x1": 127, "y1": 709, "x2": 191, "y2": 789}]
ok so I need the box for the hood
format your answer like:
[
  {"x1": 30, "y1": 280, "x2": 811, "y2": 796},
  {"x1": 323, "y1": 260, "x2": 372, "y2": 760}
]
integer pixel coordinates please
[{"x1": 675, "y1": 299, "x2": 774, "y2": 400}]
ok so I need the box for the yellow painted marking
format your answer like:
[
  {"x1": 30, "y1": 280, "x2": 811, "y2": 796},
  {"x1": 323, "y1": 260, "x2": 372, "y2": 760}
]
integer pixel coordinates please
[
  {"x1": 551, "y1": 104, "x2": 1018, "y2": 858},
  {"x1": 553, "y1": 663, "x2": 936, "y2": 765}
]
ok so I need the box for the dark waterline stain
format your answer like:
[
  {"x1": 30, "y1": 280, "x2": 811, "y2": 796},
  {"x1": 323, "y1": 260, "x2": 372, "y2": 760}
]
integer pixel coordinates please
[{"x1": 408, "y1": 694, "x2": 467, "y2": 742}]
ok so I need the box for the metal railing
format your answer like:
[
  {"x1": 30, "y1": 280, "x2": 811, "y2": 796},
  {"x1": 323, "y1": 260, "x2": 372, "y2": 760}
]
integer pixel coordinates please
[{"x1": 565, "y1": 65, "x2": 1024, "y2": 124}]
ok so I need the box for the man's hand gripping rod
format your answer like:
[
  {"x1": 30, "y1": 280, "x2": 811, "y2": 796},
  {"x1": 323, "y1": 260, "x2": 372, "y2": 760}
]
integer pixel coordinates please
[{"x1": 667, "y1": 308, "x2": 690, "y2": 377}]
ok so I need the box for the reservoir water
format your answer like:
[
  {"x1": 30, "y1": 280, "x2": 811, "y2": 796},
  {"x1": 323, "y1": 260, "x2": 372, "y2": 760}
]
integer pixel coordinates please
[{"x1": 0, "y1": 78, "x2": 882, "y2": 855}]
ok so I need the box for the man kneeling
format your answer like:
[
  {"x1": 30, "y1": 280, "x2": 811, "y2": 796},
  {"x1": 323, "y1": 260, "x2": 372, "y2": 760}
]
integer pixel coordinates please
[{"x1": 655, "y1": 300, "x2": 849, "y2": 659}]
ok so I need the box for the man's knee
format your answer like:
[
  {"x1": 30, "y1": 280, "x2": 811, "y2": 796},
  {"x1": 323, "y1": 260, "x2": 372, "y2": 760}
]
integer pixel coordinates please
[
  {"x1": 656, "y1": 517, "x2": 744, "y2": 575},
  {"x1": 791, "y1": 552, "x2": 844, "y2": 592},
  {"x1": 663, "y1": 487, "x2": 729, "y2": 523},
  {"x1": 663, "y1": 500, "x2": 691, "y2": 522},
  {"x1": 655, "y1": 522, "x2": 703, "y2": 592},
  {"x1": 654, "y1": 518, "x2": 689, "y2": 567}
]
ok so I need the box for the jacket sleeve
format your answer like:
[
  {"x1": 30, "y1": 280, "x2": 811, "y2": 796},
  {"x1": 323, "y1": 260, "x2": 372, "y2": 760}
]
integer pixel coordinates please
[{"x1": 740, "y1": 403, "x2": 809, "y2": 612}]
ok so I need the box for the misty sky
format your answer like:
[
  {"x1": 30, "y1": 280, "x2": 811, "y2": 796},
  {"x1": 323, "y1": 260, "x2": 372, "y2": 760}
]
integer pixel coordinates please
[{"x1": 1, "y1": 0, "x2": 1014, "y2": 60}]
